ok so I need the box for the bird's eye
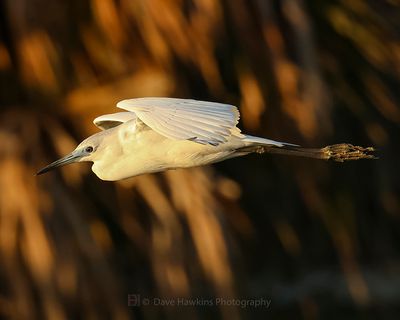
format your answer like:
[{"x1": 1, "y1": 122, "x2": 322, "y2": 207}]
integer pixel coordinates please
[{"x1": 85, "y1": 146, "x2": 94, "y2": 153}]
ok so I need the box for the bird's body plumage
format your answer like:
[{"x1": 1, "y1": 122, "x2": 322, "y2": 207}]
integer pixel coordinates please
[
  {"x1": 88, "y1": 98, "x2": 287, "y2": 180},
  {"x1": 37, "y1": 97, "x2": 376, "y2": 180}
]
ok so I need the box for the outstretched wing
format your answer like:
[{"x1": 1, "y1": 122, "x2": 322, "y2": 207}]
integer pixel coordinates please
[
  {"x1": 93, "y1": 112, "x2": 137, "y2": 130},
  {"x1": 116, "y1": 97, "x2": 240, "y2": 146}
]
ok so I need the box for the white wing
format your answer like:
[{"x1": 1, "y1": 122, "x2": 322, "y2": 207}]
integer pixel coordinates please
[
  {"x1": 94, "y1": 112, "x2": 137, "y2": 130},
  {"x1": 116, "y1": 97, "x2": 240, "y2": 145}
]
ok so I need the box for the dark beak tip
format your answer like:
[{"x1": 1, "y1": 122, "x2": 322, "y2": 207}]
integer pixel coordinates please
[
  {"x1": 35, "y1": 152, "x2": 80, "y2": 177},
  {"x1": 36, "y1": 167, "x2": 50, "y2": 176}
]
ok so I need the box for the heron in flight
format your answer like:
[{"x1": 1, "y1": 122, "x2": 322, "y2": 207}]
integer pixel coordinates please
[{"x1": 37, "y1": 97, "x2": 375, "y2": 181}]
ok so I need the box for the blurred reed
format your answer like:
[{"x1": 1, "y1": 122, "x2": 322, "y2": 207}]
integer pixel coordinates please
[{"x1": 0, "y1": 0, "x2": 399, "y2": 319}]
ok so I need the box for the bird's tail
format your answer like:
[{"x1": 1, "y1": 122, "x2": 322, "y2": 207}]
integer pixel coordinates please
[{"x1": 240, "y1": 136, "x2": 376, "y2": 162}]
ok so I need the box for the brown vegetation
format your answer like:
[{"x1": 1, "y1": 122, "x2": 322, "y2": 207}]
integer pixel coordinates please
[{"x1": 0, "y1": 0, "x2": 399, "y2": 319}]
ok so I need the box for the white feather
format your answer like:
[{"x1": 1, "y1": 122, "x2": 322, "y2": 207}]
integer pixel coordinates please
[
  {"x1": 93, "y1": 112, "x2": 136, "y2": 130},
  {"x1": 116, "y1": 97, "x2": 240, "y2": 145}
]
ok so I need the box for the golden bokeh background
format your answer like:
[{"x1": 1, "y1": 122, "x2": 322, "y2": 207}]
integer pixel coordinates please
[{"x1": 0, "y1": 0, "x2": 399, "y2": 319}]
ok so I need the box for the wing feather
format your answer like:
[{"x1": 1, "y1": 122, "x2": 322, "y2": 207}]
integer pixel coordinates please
[
  {"x1": 116, "y1": 97, "x2": 239, "y2": 145},
  {"x1": 137, "y1": 112, "x2": 190, "y2": 140},
  {"x1": 139, "y1": 111, "x2": 220, "y2": 143},
  {"x1": 93, "y1": 112, "x2": 136, "y2": 130},
  {"x1": 167, "y1": 113, "x2": 230, "y2": 135}
]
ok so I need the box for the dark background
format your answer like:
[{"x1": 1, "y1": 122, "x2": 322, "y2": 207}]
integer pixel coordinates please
[{"x1": 0, "y1": 0, "x2": 399, "y2": 319}]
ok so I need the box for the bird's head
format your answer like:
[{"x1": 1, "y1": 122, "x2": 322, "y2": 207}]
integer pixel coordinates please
[{"x1": 37, "y1": 132, "x2": 105, "y2": 175}]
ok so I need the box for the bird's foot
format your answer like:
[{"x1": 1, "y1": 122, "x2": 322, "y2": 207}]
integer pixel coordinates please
[{"x1": 322, "y1": 144, "x2": 377, "y2": 162}]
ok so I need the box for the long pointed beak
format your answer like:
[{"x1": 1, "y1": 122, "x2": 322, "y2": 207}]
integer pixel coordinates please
[{"x1": 37, "y1": 151, "x2": 82, "y2": 175}]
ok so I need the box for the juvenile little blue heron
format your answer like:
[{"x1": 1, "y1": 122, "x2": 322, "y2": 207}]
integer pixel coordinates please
[{"x1": 37, "y1": 97, "x2": 375, "y2": 181}]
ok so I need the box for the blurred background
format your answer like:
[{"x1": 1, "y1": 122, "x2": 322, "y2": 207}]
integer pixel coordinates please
[{"x1": 0, "y1": 0, "x2": 399, "y2": 319}]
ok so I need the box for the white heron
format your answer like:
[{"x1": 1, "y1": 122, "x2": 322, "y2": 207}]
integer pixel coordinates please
[{"x1": 37, "y1": 97, "x2": 375, "y2": 181}]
